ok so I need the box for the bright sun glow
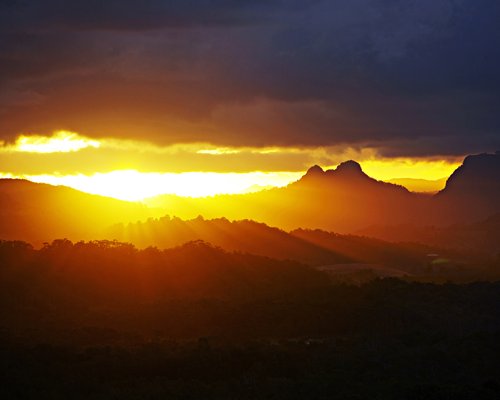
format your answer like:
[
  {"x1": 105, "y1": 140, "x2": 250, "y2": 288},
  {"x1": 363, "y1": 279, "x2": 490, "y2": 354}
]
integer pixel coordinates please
[
  {"x1": 13, "y1": 131, "x2": 100, "y2": 153},
  {"x1": 0, "y1": 130, "x2": 463, "y2": 199},
  {"x1": 359, "y1": 158, "x2": 460, "y2": 181},
  {"x1": 0, "y1": 157, "x2": 460, "y2": 201},
  {"x1": 3, "y1": 170, "x2": 302, "y2": 201}
]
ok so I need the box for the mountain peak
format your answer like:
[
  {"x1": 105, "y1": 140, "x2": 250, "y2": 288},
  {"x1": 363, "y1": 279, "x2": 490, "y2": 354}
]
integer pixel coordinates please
[
  {"x1": 442, "y1": 152, "x2": 500, "y2": 194},
  {"x1": 305, "y1": 165, "x2": 324, "y2": 177},
  {"x1": 335, "y1": 160, "x2": 363, "y2": 175}
]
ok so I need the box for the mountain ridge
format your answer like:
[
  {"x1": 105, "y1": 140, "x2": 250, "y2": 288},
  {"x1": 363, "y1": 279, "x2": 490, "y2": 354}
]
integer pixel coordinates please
[
  {"x1": 1, "y1": 152, "x2": 499, "y2": 241},
  {"x1": 0, "y1": 178, "x2": 161, "y2": 243}
]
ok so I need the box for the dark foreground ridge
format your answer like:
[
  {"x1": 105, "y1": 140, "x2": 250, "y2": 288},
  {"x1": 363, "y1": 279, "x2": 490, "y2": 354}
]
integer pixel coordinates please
[{"x1": 1, "y1": 239, "x2": 500, "y2": 399}]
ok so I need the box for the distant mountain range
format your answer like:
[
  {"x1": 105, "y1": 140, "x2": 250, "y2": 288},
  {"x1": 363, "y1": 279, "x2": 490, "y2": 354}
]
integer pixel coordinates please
[
  {"x1": 146, "y1": 160, "x2": 424, "y2": 232},
  {"x1": 388, "y1": 177, "x2": 446, "y2": 193},
  {"x1": 146, "y1": 152, "x2": 500, "y2": 232},
  {"x1": 1, "y1": 152, "x2": 499, "y2": 251}
]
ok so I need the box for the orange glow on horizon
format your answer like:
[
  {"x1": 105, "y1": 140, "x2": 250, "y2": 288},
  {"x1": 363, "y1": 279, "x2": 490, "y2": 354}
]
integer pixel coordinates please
[
  {"x1": 0, "y1": 158, "x2": 460, "y2": 201},
  {"x1": 0, "y1": 131, "x2": 462, "y2": 200},
  {"x1": 0, "y1": 170, "x2": 301, "y2": 201}
]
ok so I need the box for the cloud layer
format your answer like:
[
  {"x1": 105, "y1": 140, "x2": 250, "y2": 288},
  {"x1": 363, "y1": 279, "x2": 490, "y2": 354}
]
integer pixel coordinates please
[{"x1": 1, "y1": 0, "x2": 499, "y2": 156}]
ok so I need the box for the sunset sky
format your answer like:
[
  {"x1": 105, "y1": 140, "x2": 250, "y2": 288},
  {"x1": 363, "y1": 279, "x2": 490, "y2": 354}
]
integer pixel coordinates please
[{"x1": 1, "y1": 1, "x2": 499, "y2": 200}]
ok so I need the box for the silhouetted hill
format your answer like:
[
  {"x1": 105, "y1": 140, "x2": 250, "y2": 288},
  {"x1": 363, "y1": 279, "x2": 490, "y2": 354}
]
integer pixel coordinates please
[
  {"x1": 147, "y1": 161, "x2": 427, "y2": 232},
  {"x1": 2, "y1": 239, "x2": 499, "y2": 344},
  {"x1": 0, "y1": 239, "x2": 327, "y2": 307},
  {"x1": 290, "y1": 228, "x2": 437, "y2": 270},
  {"x1": 441, "y1": 152, "x2": 500, "y2": 195},
  {"x1": 434, "y1": 152, "x2": 500, "y2": 222},
  {"x1": 359, "y1": 213, "x2": 500, "y2": 257},
  {"x1": 300, "y1": 161, "x2": 371, "y2": 183},
  {"x1": 108, "y1": 216, "x2": 352, "y2": 265},
  {"x1": 2, "y1": 153, "x2": 499, "y2": 244},
  {"x1": 359, "y1": 153, "x2": 500, "y2": 245},
  {"x1": 147, "y1": 153, "x2": 500, "y2": 232},
  {"x1": 107, "y1": 216, "x2": 452, "y2": 274},
  {"x1": 0, "y1": 179, "x2": 158, "y2": 243},
  {"x1": 2, "y1": 239, "x2": 500, "y2": 399},
  {"x1": 293, "y1": 160, "x2": 410, "y2": 194}
]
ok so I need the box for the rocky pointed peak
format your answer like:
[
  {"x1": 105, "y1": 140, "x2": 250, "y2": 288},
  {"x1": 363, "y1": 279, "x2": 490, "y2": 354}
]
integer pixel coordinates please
[
  {"x1": 441, "y1": 152, "x2": 500, "y2": 194},
  {"x1": 305, "y1": 165, "x2": 324, "y2": 177},
  {"x1": 335, "y1": 160, "x2": 364, "y2": 175}
]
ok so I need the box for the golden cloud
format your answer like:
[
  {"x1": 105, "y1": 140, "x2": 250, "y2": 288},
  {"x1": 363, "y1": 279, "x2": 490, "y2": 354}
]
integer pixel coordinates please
[{"x1": 2, "y1": 131, "x2": 100, "y2": 153}]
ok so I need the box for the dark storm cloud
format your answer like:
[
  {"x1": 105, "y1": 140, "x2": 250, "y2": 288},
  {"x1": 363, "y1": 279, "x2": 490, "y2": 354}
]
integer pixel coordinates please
[
  {"x1": 0, "y1": 0, "x2": 499, "y2": 156},
  {"x1": 0, "y1": 0, "x2": 291, "y2": 31}
]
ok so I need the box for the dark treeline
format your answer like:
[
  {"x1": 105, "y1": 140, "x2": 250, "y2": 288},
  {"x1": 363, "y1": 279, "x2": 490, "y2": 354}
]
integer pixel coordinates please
[
  {"x1": 2, "y1": 239, "x2": 500, "y2": 342},
  {"x1": 0, "y1": 238, "x2": 327, "y2": 305},
  {"x1": 2, "y1": 239, "x2": 500, "y2": 399}
]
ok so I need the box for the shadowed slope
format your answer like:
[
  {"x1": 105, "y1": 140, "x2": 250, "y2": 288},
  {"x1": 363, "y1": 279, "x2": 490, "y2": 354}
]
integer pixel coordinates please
[
  {"x1": 108, "y1": 216, "x2": 352, "y2": 265},
  {"x1": 358, "y1": 213, "x2": 500, "y2": 257},
  {"x1": 290, "y1": 228, "x2": 436, "y2": 271},
  {"x1": 148, "y1": 153, "x2": 500, "y2": 232},
  {"x1": 1, "y1": 153, "x2": 499, "y2": 243},
  {"x1": 434, "y1": 152, "x2": 500, "y2": 223},
  {"x1": 107, "y1": 216, "x2": 448, "y2": 273},
  {"x1": 0, "y1": 179, "x2": 158, "y2": 243},
  {"x1": 0, "y1": 239, "x2": 328, "y2": 307},
  {"x1": 147, "y1": 161, "x2": 428, "y2": 232},
  {"x1": 361, "y1": 152, "x2": 500, "y2": 246}
]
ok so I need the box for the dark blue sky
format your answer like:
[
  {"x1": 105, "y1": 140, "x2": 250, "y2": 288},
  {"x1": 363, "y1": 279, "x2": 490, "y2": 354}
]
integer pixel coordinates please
[{"x1": 1, "y1": 0, "x2": 499, "y2": 156}]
